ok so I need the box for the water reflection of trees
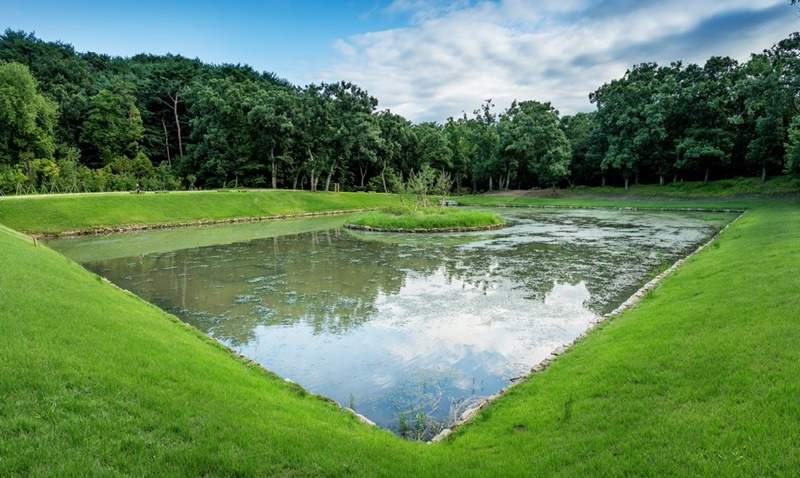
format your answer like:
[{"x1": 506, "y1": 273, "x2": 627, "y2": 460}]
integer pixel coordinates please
[
  {"x1": 86, "y1": 211, "x2": 725, "y2": 347},
  {"x1": 90, "y1": 230, "x2": 450, "y2": 345}
]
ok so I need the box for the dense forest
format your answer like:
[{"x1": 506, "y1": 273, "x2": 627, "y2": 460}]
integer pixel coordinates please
[{"x1": 1, "y1": 29, "x2": 799, "y2": 195}]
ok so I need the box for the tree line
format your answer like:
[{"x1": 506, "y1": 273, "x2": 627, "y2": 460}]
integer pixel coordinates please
[{"x1": 1, "y1": 29, "x2": 799, "y2": 195}]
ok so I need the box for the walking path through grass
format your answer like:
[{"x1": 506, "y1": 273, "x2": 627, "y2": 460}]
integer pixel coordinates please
[{"x1": 1, "y1": 190, "x2": 798, "y2": 476}]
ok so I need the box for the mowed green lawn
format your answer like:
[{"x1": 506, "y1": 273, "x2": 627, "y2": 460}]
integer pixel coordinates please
[
  {"x1": 1, "y1": 190, "x2": 799, "y2": 476},
  {"x1": 0, "y1": 190, "x2": 398, "y2": 235}
]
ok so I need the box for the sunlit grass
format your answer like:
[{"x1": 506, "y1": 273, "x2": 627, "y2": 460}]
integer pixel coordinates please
[
  {"x1": 0, "y1": 223, "x2": 425, "y2": 476},
  {"x1": 2, "y1": 189, "x2": 800, "y2": 475},
  {"x1": 0, "y1": 190, "x2": 397, "y2": 235},
  {"x1": 579, "y1": 175, "x2": 800, "y2": 198}
]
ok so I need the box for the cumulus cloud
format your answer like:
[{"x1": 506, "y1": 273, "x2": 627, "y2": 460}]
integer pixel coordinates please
[{"x1": 322, "y1": 0, "x2": 799, "y2": 123}]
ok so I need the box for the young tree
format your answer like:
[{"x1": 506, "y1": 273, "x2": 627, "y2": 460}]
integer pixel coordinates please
[
  {"x1": 784, "y1": 115, "x2": 800, "y2": 174},
  {"x1": 443, "y1": 116, "x2": 475, "y2": 193},
  {"x1": 349, "y1": 113, "x2": 383, "y2": 189},
  {"x1": 294, "y1": 84, "x2": 336, "y2": 191},
  {"x1": 671, "y1": 59, "x2": 740, "y2": 184},
  {"x1": 592, "y1": 63, "x2": 667, "y2": 189},
  {"x1": 739, "y1": 35, "x2": 800, "y2": 181},
  {"x1": 410, "y1": 122, "x2": 452, "y2": 174},
  {"x1": 247, "y1": 87, "x2": 297, "y2": 188},
  {"x1": 81, "y1": 80, "x2": 144, "y2": 166},
  {"x1": 185, "y1": 77, "x2": 259, "y2": 187},
  {"x1": 376, "y1": 110, "x2": 412, "y2": 193},
  {"x1": 0, "y1": 29, "x2": 95, "y2": 151},
  {"x1": 465, "y1": 100, "x2": 499, "y2": 192},
  {"x1": 560, "y1": 112, "x2": 599, "y2": 186},
  {"x1": 497, "y1": 100, "x2": 571, "y2": 192},
  {"x1": 323, "y1": 81, "x2": 379, "y2": 191},
  {"x1": 0, "y1": 61, "x2": 58, "y2": 166}
]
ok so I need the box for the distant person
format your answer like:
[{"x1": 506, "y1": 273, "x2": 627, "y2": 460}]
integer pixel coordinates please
[{"x1": 135, "y1": 183, "x2": 141, "y2": 194}]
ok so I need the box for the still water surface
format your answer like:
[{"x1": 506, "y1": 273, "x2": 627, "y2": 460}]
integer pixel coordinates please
[{"x1": 48, "y1": 208, "x2": 732, "y2": 435}]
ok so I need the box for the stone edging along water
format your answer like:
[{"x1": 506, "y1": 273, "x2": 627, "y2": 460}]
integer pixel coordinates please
[{"x1": 427, "y1": 207, "x2": 747, "y2": 444}]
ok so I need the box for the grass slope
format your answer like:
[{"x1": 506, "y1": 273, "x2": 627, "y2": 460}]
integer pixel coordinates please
[
  {"x1": 447, "y1": 199, "x2": 800, "y2": 476},
  {"x1": 454, "y1": 194, "x2": 753, "y2": 211},
  {"x1": 2, "y1": 190, "x2": 799, "y2": 476},
  {"x1": 0, "y1": 223, "x2": 426, "y2": 477},
  {"x1": 0, "y1": 190, "x2": 397, "y2": 235},
  {"x1": 576, "y1": 175, "x2": 800, "y2": 198}
]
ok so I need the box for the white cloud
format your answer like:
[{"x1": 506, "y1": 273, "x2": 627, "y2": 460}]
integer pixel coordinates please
[{"x1": 321, "y1": 0, "x2": 799, "y2": 123}]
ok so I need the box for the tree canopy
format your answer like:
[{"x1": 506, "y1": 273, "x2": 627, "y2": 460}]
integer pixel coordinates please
[{"x1": 1, "y1": 27, "x2": 800, "y2": 195}]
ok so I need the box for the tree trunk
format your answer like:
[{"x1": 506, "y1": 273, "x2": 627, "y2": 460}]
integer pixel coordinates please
[
  {"x1": 161, "y1": 115, "x2": 171, "y2": 166},
  {"x1": 269, "y1": 147, "x2": 277, "y2": 189},
  {"x1": 325, "y1": 164, "x2": 334, "y2": 191},
  {"x1": 172, "y1": 92, "x2": 183, "y2": 158},
  {"x1": 659, "y1": 175, "x2": 664, "y2": 186},
  {"x1": 308, "y1": 148, "x2": 316, "y2": 192},
  {"x1": 160, "y1": 91, "x2": 183, "y2": 158},
  {"x1": 635, "y1": 172, "x2": 639, "y2": 185},
  {"x1": 359, "y1": 164, "x2": 367, "y2": 188},
  {"x1": 624, "y1": 176, "x2": 629, "y2": 191},
  {"x1": 506, "y1": 170, "x2": 512, "y2": 190},
  {"x1": 761, "y1": 166, "x2": 766, "y2": 183},
  {"x1": 601, "y1": 175, "x2": 606, "y2": 187},
  {"x1": 380, "y1": 160, "x2": 388, "y2": 193},
  {"x1": 489, "y1": 177, "x2": 493, "y2": 191},
  {"x1": 673, "y1": 173, "x2": 677, "y2": 184},
  {"x1": 704, "y1": 166, "x2": 709, "y2": 185}
]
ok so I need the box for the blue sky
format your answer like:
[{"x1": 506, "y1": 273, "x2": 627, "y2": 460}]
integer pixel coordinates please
[{"x1": 2, "y1": 1, "x2": 799, "y2": 122}]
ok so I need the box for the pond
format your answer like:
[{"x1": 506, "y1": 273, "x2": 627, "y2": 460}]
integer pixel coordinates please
[{"x1": 47, "y1": 207, "x2": 733, "y2": 439}]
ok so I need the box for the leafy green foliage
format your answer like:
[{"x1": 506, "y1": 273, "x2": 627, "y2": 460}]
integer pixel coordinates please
[
  {"x1": 498, "y1": 100, "x2": 571, "y2": 191},
  {"x1": 392, "y1": 164, "x2": 453, "y2": 213},
  {"x1": 2, "y1": 28, "x2": 800, "y2": 197},
  {"x1": 0, "y1": 61, "x2": 57, "y2": 165},
  {"x1": 80, "y1": 81, "x2": 144, "y2": 166}
]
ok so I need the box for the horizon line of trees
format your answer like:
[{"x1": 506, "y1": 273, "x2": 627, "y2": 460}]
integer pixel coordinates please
[{"x1": 1, "y1": 28, "x2": 799, "y2": 196}]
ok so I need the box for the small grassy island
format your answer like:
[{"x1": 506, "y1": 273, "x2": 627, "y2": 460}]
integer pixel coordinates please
[
  {"x1": 345, "y1": 166, "x2": 505, "y2": 232},
  {"x1": 345, "y1": 206, "x2": 505, "y2": 232}
]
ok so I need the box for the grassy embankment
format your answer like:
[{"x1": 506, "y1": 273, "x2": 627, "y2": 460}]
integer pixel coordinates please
[
  {"x1": 0, "y1": 190, "x2": 398, "y2": 235},
  {"x1": 2, "y1": 186, "x2": 799, "y2": 476},
  {"x1": 574, "y1": 175, "x2": 800, "y2": 198}
]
